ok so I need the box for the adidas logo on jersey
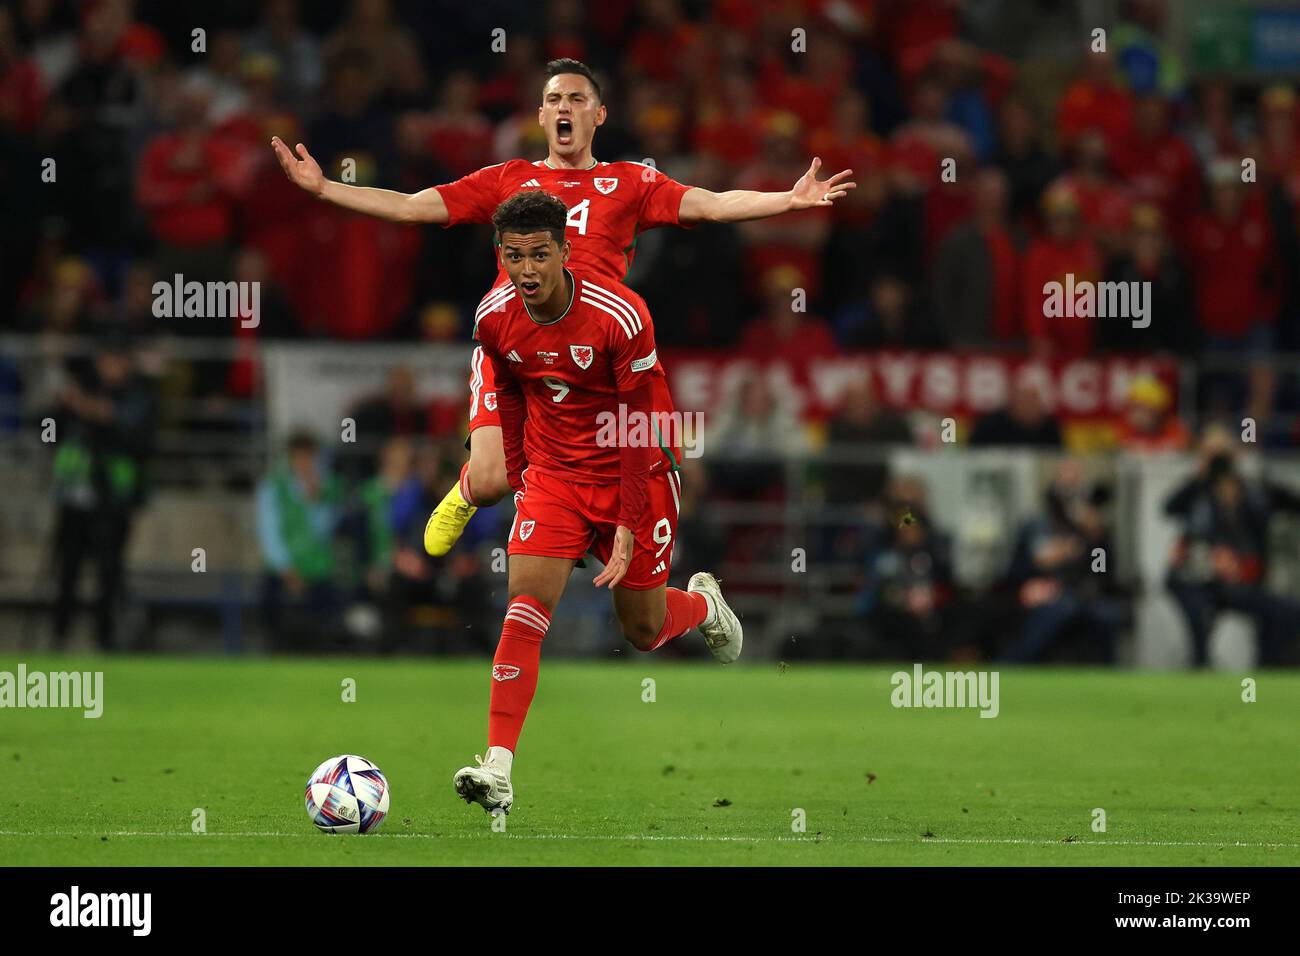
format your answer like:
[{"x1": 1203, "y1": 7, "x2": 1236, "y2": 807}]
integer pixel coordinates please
[
  {"x1": 519, "y1": 179, "x2": 541, "y2": 188},
  {"x1": 506, "y1": 350, "x2": 523, "y2": 363},
  {"x1": 651, "y1": 561, "x2": 666, "y2": 575}
]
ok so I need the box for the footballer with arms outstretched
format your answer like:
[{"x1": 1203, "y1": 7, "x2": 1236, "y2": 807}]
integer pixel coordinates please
[
  {"x1": 271, "y1": 58, "x2": 855, "y2": 556},
  {"x1": 448, "y1": 191, "x2": 741, "y2": 813}
]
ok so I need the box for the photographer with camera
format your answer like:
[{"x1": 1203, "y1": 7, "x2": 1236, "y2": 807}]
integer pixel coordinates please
[
  {"x1": 1165, "y1": 425, "x2": 1300, "y2": 666},
  {"x1": 1002, "y1": 458, "x2": 1122, "y2": 663}
]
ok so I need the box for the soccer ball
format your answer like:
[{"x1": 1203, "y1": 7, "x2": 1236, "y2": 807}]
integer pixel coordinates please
[{"x1": 304, "y1": 754, "x2": 390, "y2": 834}]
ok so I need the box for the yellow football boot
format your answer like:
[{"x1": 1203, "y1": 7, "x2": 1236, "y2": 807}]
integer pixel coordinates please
[{"x1": 424, "y1": 481, "x2": 478, "y2": 556}]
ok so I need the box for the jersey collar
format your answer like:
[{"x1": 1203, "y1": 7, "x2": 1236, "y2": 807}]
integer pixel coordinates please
[
  {"x1": 523, "y1": 269, "x2": 576, "y2": 326},
  {"x1": 543, "y1": 157, "x2": 599, "y2": 171}
]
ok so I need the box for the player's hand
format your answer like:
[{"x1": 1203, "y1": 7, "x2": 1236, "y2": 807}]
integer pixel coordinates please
[
  {"x1": 593, "y1": 525, "x2": 634, "y2": 589},
  {"x1": 270, "y1": 136, "x2": 325, "y2": 196},
  {"x1": 789, "y1": 157, "x2": 856, "y2": 210}
]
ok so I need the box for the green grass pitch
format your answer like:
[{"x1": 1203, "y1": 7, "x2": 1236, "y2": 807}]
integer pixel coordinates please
[{"x1": 1, "y1": 655, "x2": 1296, "y2": 866}]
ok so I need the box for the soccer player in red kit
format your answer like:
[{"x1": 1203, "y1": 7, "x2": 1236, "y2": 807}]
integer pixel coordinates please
[
  {"x1": 449, "y1": 192, "x2": 742, "y2": 814},
  {"x1": 270, "y1": 58, "x2": 855, "y2": 555}
]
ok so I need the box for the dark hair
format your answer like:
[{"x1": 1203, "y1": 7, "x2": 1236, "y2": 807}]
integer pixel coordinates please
[
  {"x1": 544, "y1": 58, "x2": 602, "y2": 102},
  {"x1": 286, "y1": 428, "x2": 319, "y2": 455},
  {"x1": 492, "y1": 191, "x2": 569, "y2": 246}
]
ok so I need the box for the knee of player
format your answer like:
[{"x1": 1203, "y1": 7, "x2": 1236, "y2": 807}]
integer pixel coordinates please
[{"x1": 620, "y1": 617, "x2": 660, "y2": 652}]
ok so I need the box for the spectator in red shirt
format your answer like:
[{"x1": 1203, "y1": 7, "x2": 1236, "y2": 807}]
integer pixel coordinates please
[
  {"x1": 889, "y1": 75, "x2": 971, "y2": 186},
  {"x1": 477, "y1": 33, "x2": 543, "y2": 120},
  {"x1": 218, "y1": 55, "x2": 305, "y2": 215},
  {"x1": 0, "y1": 6, "x2": 46, "y2": 135},
  {"x1": 1114, "y1": 375, "x2": 1190, "y2": 453},
  {"x1": 540, "y1": 0, "x2": 589, "y2": 65},
  {"x1": 1111, "y1": 93, "x2": 1201, "y2": 238},
  {"x1": 627, "y1": 0, "x2": 702, "y2": 84},
  {"x1": 736, "y1": 112, "x2": 833, "y2": 298},
  {"x1": 764, "y1": 31, "x2": 853, "y2": 134},
  {"x1": 1186, "y1": 159, "x2": 1279, "y2": 427},
  {"x1": 1185, "y1": 158, "x2": 1278, "y2": 349},
  {"x1": 1022, "y1": 183, "x2": 1103, "y2": 356},
  {"x1": 1057, "y1": 48, "x2": 1133, "y2": 156},
  {"x1": 694, "y1": 69, "x2": 765, "y2": 167},
  {"x1": 739, "y1": 265, "x2": 839, "y2": 371},
  {"x1": 808, "y1": 91, "x2": 886, "y2": 214},
  {"x1": 1050, "y1": 129, "x2": 1133, "y2": 257},
  {"x1": 427, "y1": 70, "x2": 495, "y2": 179},
  {"x1": 135, "y1": 75, "x2": 245, "y2": 275},
  {"x1": 881, "y1": 0, "x2": 960, "y2": 73}
]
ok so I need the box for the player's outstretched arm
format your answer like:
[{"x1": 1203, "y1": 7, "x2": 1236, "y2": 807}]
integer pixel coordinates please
[
  {"x1": 677, "y1": 157, "x2": 855, "y2": 224},
  {"x1": 269, "y1": 136, "x2": 449, "y2": 225}
]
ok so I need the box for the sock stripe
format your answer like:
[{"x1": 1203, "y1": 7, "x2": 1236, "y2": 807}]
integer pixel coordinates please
[
  {"x1": 504, "y1": 610, "x2": 549, "y2": 636},
  {"x1": 459, "y1": 462, "x2": 477, "y2": 507},
  {"x1": 505, "y1": 600, "x2": 551, "y2": 635}
]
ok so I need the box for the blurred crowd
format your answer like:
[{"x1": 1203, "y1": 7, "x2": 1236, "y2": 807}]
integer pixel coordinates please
[
  {"x1": 253, "y1": 424, "x2": 497, "y2": 653},
  {"x1": 6, "y1": 0, "x2": 1300, "y2": 662},
  {"x1": 3, "y1": 3, "x2": 1300, "y2": 410},
  {"x1": 823, "y1": 425, "x2": 1300, "y2": 667}
]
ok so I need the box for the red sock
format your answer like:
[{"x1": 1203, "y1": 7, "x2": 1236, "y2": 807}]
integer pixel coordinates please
[
  {"x1": 646, "y1": 587, "x2": 710, "y2": 652},
  {"x1": 487, "y1": 596, "x2": 550, "y2": 752},
  {"x1": 459, "y1": 462, "x2": 477, "y2": 507}
]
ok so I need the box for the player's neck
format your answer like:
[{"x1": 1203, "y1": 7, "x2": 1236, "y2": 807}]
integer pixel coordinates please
[
  {"x1": 544, "y1": 151, "x2": 598, "y2": 171},
  {"x1": 525, "y1": 269, "x2": 575, "y2": 326}
]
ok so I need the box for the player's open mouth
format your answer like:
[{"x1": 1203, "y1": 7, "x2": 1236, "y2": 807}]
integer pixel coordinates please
[
  {"x1": 556, "y1": 118, "x2": 573, "y2": 145},
  {"x1": 520, "y1": 280, "x2": 541, "y2": 295}
]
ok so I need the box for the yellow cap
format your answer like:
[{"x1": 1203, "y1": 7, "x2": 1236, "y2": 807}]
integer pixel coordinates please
[{"x1": 1128, "y1": 375, "x2": 1169, "y2": 410}]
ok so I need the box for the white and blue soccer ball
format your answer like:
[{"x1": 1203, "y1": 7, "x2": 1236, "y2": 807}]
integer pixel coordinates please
[{"x1": 305, "y1": 754, "x2": 390, "y2": 834}]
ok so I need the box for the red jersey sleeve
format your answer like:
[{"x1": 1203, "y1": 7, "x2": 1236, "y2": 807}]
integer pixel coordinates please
[
  {"x1": 434, "y1": 163, "x2": 508, "y2": 226},
  {"x1": 608, "y1": 295, "x2": 660, "y2": 525},
  {"x1": 483, "y1": 343, "x2": 528, "y2": 493},
  {"x1": 634, "y1": 163, "x2": 692, "y2": 231},
  {"x1": 608, "y1": 294, "x2": 660, "y2": 392}
]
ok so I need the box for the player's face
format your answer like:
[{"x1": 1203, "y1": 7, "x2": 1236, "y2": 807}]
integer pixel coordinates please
[
  {"x1": 539, "y1": 74, "x2": 605, "y2": 158},
  {"x1": 499, "y1": 231, "x2": 571, "y2": 302}
]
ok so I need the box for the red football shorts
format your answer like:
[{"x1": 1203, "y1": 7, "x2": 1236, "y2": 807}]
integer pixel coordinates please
[
  {"x1": 508, "y1": 467, "x2": 683, "y2": 590},
  {"x1": 468, "y1": 345, "x2": 500, "y2": 434}
]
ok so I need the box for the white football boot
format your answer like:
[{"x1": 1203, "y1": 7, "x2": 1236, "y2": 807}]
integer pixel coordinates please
[
  {"x1": 689, "y1": 571, "x2": 743, "y2": 663},
  {"x1": 453, "y1": 750, "x2": 514, "y2": 815}
]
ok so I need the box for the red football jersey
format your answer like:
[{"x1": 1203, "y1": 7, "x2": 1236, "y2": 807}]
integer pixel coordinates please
[
  {"x1": 435, "y1": 159, "x2": 692, "y2": 283},
  {"x1": 473, "y1": 270, "x2": 680, "y2": 485}
]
